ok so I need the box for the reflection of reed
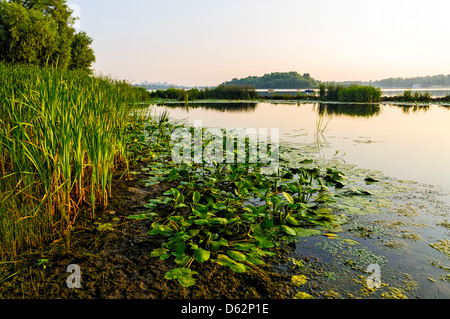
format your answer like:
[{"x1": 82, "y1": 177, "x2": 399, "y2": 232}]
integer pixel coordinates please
[
  {"x1": 398, "y1": 104, "x2": 430, "y2": 114},
  {"x1": 316, "y1": 103, "x2": 382, "y2": 118},
  {"x1": 314, "y1": 113, "x2": 330, "y2": 157}
]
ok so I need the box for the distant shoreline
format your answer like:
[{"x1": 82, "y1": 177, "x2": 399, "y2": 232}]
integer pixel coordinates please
[{"x1": 149, "y1": 98, "x2": 450, "y2": 107}]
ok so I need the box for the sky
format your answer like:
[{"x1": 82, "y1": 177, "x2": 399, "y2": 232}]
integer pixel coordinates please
[{"x1": 67, "y1": 0, "x2": 450, "y2": 86}]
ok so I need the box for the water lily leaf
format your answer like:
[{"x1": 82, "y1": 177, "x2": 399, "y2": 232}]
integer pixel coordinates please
[
  {"x1": 151, "y1": 248, "x2": 169, "y2": 257},
  {"x1": 209, "y1": 217, "x2": 228, "y2": 225},
  {"x1": 193, "y1": 219, "x2": 211, "y2": 226},
  {"x1": 261, "y1": 216, "x2": 274, "y2": 229},
  {"x1": 214, "y1": 255, "x2": 249, "y2": 273},
  {"x1": 194, "y1": 248, "x2": 211, "y2": 263},
  {"x1": 232, "y1": 242, "x2": 255, "y2": 251},
  {"x1": 255, "y1": 235, "x2": 275, "y2": 249},
  {"x1": 213, "y1": 202, "x2": 227, "y2": 211},
  {"x1": 210, "y1": 238, "x2": 229, "y2": 251},
  {"x1": 244, "y1": 253, "x2": 265, "y2": 266},
  {"x1": 286, "y1": 214, "x2": 301, "y2": 226},
  {"x1": 175, "y1": 254, "x2": 191, "y2": 265},
  {"x1": 283, "y1": 192, "x2": 295, "y2": 204},
  {"x1": 127, "y1": 212, "x2": 157, "y2": 220},
  {"x1": 292, "y1": 275, "x2": 307, "y2": 286},
  {"x1": 281, "y1": 225, "x2": 297, "y2": 236},
  {"x1": 147, "y1": 224, "x2": 174, "y2": 237},
  {"x1": 227, "y1": 250, "x2": 247, "y2": 262},
  {"x1": 193, "y1": 191, "x2": 201, "y2": 203},
  {"x1": 342, "y1": 187, "x2": 373, "y2": 196},
  {"x1": 164, "y1": 268, "x2": 198, "y2": 287}
]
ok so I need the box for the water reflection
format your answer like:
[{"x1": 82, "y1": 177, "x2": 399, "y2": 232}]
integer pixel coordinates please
[
  {"x1": 162, "y1": 102, "x2": 258, "y2": 113},
  {"x1": 396, "y1": 104, "x2": 430, "y2": 114},
  {"x1": 157, "y1": 101, "x2": 444, "y2": 118},
  {"x1": 315, "y1": 103, "x2": 382, "y2": 118}
]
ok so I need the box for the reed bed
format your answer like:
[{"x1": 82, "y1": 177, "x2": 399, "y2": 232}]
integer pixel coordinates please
[
  {"x1": 0, "y1": 63, "x2": 149, "y2": 257},
  {"x1": 319, "y1": 83, "x2": 382, "y2": 103}
]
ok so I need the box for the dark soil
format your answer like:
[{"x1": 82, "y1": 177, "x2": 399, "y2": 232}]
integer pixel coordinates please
[{"x1": 0, "y1": 165, "x2": 298, "y2": 299}]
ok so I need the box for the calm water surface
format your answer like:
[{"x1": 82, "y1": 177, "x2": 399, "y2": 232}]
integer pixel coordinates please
[{"x1": 157, "y1": 102, "x2": 450, "y2": 190}]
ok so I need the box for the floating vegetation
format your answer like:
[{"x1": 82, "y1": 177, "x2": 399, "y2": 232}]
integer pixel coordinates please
[
  {"x1": 293, "y1": 291, "x2": 314, "y2": 299},
  {"x1": 381, "y1": 287, "x2": 408, "y2": 299},
  {"x1": 430, "y1": 239, "x2": 450, "y2": 258},
  {"x1": 318, "y1": 239, "x2": 387, "y2": 270},
  {"x1": 130, "y1": 120, "x2": 354, "y2": 287},
  {"x1": 401, "y1": 232, "x2": 422, "y2": 242},
  {"x1": 346, "y1": 221, "x2": 389, "y2": 238},
  {"x1": 437, "y1": 221, "x2": 450, "y2": 229}
]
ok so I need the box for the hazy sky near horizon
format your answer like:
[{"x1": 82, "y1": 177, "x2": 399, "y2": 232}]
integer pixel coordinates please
[{"x1": 67, "y1": 0, "x2": 450, "y2": 86}]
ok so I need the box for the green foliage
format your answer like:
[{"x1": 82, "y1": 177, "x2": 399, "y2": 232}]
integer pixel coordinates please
[
  {"x1": 222, "y1": 72, "x2": 319, "y2": 89},
  {"x1": 0, "y1": 0, "x2": 95, "y2": 71},
  {"x1": 319, "y1": 83, "x2": 382, "y2": 103},
  {"x1": 382, "y1": 90, "x2": 433, "y2": 103},
  {"x1": 372, "y1": 74, "x2": 450, "y2": 88},
  {"x1": 149, "y1": 85, "x2": 258, "y2": 101},
  {"x1": 138, "y1": 122, "x2": 348, "y2": 287},
  {"x1": 0, "y1": 62, "x2": 150, "y2": 257},
  {"x1": 0, "y1": 1, "x2": 59, "y2": 66},
  {"x1": 164, "y1": 268, "x2": 199, "y2": 287},
  {"x1": 68, "y1": 31, "x2": 96, "y2": 73}
]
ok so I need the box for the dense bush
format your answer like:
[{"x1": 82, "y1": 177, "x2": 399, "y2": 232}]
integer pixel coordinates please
[
  {"x1": 319, "y1": 84, "x2": 382, "y2": 103},
  {"x1": 222, "y1": 72, "x2": 319, "y2": 89},
  {"x1": 149, "y1": 85, "x2": 258, "y2": 101},
  {"x1": 382, "y1": 90, "x2": 433, "y2": 103}
]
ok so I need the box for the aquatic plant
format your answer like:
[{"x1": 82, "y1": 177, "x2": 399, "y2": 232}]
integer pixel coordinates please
[
  {"x1": 0, "y1": 62, "x2": 150, "y2": 257},
  {"x1": 149, "y1": 85, "x2": 258, "y2": 101},
  {"x1": 132, "y1": 120, "x2": 348, "y2": 287},
  {"x1": 319, "y1": 83, "x2": 382, "y2": 103}
]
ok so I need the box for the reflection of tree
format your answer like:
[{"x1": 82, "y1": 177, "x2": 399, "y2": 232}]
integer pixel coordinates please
[
  {"x1": 164, "y1": 102, "x2": 258, "y2": 113},
  {"x1": 316, "y1": 103, "x2": 382, "y2": 118}
]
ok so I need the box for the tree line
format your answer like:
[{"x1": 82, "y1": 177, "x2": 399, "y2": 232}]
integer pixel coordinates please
[
  {"x1": 0, "y1": 0, "x2": 95, "y2": 73},
  {"x1": 222, "y1": 72, "x2": 319, "y2": 89},
  {"x1": 149, "y1": 85, "x2": 258, "y2": 101},
  {"x1": 372, "y1": 75, "x2": 450, "y2": 88}
]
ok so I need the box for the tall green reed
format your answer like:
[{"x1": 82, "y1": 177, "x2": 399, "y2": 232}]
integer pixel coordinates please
[{"x1": 0, "y1": 62, "x2": 149, "y2": 257}]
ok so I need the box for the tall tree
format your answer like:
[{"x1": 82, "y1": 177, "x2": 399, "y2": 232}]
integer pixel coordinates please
[
  {"x1": 0, "y1": 0, "x2": 96, "y2": 71},
  {"x1": 9, "y1": 0, "x2": 75, "y2": 68},
  {"x1": 68, "y1": 31, "x2": 95, "y2": 73},
  {"x1": 0, "y1": 1, "x2": 59, "y2": 65}
]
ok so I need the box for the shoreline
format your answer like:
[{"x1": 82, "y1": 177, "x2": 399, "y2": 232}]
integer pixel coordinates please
[{"x1": 147, "y1": 98, "x2": 450, "y2": 107}]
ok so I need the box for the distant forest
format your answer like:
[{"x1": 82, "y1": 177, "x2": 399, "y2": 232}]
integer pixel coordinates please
[
  {"x1": 221, "y1": 72, "x2": 450, "y2": 89},
  {"x1": 367, "y1": 75, "x2": 450, "y2": 88},
  {"x1": 222, "y1": 72, "x2": 319, "y2": 89},
  {"x1": 322, "y1": 75, "x2": 450, "y2": 88}
]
